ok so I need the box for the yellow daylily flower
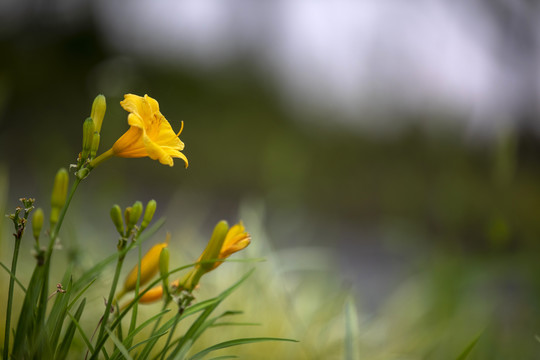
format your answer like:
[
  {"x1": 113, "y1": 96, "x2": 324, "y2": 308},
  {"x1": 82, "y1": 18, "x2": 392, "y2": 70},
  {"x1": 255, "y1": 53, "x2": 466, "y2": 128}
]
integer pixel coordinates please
[
  {"x1": 181, "y1": 222, "x2": 251, "y2": 291},
  {"x1": 90, "y1": 94, "x2": 188, "y2": 168},
  {"x1": 210, "y1": 222, "x2": 251, "y2": 271}
]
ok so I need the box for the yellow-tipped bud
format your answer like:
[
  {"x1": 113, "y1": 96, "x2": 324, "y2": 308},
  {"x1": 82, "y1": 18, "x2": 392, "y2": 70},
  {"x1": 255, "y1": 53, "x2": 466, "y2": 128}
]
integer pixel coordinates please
[
  {"x1": 139, "y1": 285, "x2": 164, "y2": 304},
  {"x1": 90, "y1": 132, "x2": 100, "y2": 159},
  {"x1": 180, "y1": 221, "x2": 251, "y2": 292},
  {"x1": 139, "y1": 279, "x2": 179, "y2": 304},
  {"x1": 110, "y1": 204, "x2": 124, "y2": 235},
  {"x1": 81, "y1": 117, "x2": 95, "y2": 161},
  {"x1": 50, "y1": 168, "x2": 69, "y2": 227},
  {"x1": 32, "y1": 208, "x2": 44, "y2": 240},
  {"x1": 159, "y1": 246, "x2": 170, "y2": 292},
  {"x1": 91, "y1": 94, "x2": 106, "y2": 133},
  {"x1": 128, "y1": 201, "x2": 143, "y2": 228},
  {"x1": 181, "y1": 221, "x2": 229, "y2": 291},
  {"x1": 140, "y1": 199, "x2": 157, "y2": 232},
  {"x1": 199, "y1": 220, "x2": 229, "y2": 272},
  {"x1": 213, "y1": 221, "x2": 251, "y2": 270},
  {"x1": 121, "y1": 238, "x2": 169, "y2": 295}
]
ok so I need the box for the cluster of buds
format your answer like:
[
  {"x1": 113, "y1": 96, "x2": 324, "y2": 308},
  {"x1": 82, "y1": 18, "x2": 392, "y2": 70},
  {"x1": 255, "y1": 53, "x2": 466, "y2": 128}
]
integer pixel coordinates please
[
  {"x1": 110, "y1": 200, "x2": 157, "y2": 242},
  {"x1": 7, "y1": 198, "x2": 35, "y2": 239},
  {"x1": 76, "y1": 95, "x2": 106, "y2": 179}
]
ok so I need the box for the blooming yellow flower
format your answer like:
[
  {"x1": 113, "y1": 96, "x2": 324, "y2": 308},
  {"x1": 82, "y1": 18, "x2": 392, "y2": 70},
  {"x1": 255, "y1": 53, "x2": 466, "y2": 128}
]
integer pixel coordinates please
[
  {"x1": 90, "y1": 94, "x2": 187, "y2": 168},
  {"x1": 114, "y1": 94, "x2": 188, "y2": 167}
]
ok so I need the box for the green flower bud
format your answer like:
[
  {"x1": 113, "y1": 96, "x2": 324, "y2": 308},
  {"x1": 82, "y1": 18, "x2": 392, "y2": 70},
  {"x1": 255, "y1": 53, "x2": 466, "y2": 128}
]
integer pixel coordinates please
[
  {"x1": 182, "y1": 221, "x2": 229, "y2": 291},
  {"x1": 90, "y1": 132, "x2": 100, "y2": 159},
  {"x1": 110, "y1": 204, "x2": 124, "y2": 235},
  {"x1": 81, "y1": 117, "x2": 95, "y2": 161},
  {"x1": 199, "y1": 220, "x2": 229, "y2": 271},
  {"x1": 159, "y1": 246, "x2": 170, "y2": 292},
  {"x1": 50, "y1": 168, "x2": 69, "y2": 226},
  {"x1": 124, "y1": 206, "x2": 132, "y2": 230},
  {"x1": 91, "y1": 94, "x2": 106, "y2": 133},
  {"x1": 140, "y1": 199, "x2": 157, "y2": 232},
  {"x1": 128, "y1": 201, "x2": 143, "y2": 228},
  {"x1": 32, "y1": 208, "x2": 44, "y2": 240}
]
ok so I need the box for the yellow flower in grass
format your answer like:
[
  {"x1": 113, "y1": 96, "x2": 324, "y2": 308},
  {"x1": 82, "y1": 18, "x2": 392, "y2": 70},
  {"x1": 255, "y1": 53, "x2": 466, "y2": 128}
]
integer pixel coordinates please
[
  {"x1": 137, "y1": 222, "x2": 251, "y2": 304},
  {"x1": 207, "y1": 222, "x2": 251, "y2": 271},
  {"x1": 181, "y1": 221, "x2": 251, "y2": 292},
  {"x1": 90, "y1": 94, "x2": 188, "y2": 168}
]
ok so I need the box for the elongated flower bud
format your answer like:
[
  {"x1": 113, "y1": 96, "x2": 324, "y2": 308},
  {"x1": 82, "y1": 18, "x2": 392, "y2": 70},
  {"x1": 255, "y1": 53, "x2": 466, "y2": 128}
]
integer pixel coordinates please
[
  {"x1": 50, "y1": 168, "x2": 69, "y2": 227},
  {"x1": 138, "y1": 285, "x2": 164, "y2": 304},
  {"x1": 124, "y1": 207, "x2": 132, "y2": 231},
  {"x1": 140, "y1": 199, "x2": 157, "y2": 232},
  {"x1": 159, "y1": 246, "x2": 170, "y2": 291},
  {"x1": 110, "y1": 204, "x2": 124, "y2": 235},
  {"x1": 32, "y1": 208, "x2": 44, "y2": 240},
  {"x1": 120, "y1": 237, "x2": 170, "y2": 297},
  {"x1": 90, "y1": 132, "x2": 100, "y2": 159},
  {"x1": 91, "y1": 94, "x2": 106, "y2": 133},
  {"x1": 81, "y1": 117, "x2": 95, "y2": 161},
  {"x1": 181, "y1": 221, "x2": 228, "y2": 291},
  {"x1": 199, "y1": 221, "x2": 229, "y2": 272},
  {"x1": 128, "y1": 201, "x2": 143, "y2": 229},
  {"x1": 180, "y1": 221, "x2": 251, "y2": 292},
  {"x1": 139, "y1": 279, "x2": 179, "y2": 304}
]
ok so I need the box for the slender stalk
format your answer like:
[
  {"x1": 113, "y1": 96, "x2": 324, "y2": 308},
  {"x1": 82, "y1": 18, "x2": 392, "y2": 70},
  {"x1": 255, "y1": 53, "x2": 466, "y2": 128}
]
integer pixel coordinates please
[
  {"x1": 151, "y1": 300, "x2": 171, "y2": 338},
  {"x1": 94, "y1": 250, "x2": 127, "y2": 358},
  {"x1": 36, "y1": 177, "x2": 82, "y2": 326},
  {"x1": 160, "y1": 312, "x2": 181, "y2": 360},
  {"x1": 126, "y1": 242, "x2": 143, "y2": 348},
  {"x1": 3, "y1": 230, "x2": 23, "y2": 359}
]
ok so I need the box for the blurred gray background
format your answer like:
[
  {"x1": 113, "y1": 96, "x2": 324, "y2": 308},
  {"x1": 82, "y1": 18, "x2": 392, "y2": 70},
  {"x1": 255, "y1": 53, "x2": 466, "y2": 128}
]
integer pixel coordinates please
[{"x1": 1, "y1": 1, "x2": 540, "y2": 357}]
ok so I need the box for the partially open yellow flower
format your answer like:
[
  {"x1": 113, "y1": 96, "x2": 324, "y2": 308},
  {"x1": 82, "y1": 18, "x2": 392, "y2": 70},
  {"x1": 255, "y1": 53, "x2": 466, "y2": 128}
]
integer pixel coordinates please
[
  {"x1": 90, "y1": 94, "x2": 188, "y2": 169},
  {"x1": 210, "y1": 222, "x2": 251, "y2": 271},
  {"x1": 181, "y1": 221, "x2": 251, "y2": 291}
]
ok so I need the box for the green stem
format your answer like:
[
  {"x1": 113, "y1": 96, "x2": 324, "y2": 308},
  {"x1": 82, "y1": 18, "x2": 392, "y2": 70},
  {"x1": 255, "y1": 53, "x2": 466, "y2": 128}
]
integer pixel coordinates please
[
  {"x1": 160, "y1": 312, "x2": 181, "y2": 360},
  {"x1": 126, "y1": 242, "x2": 143, "y2": 348},
  {"x1": 94, "y1": 250, "x2": 127, "y2": 358},
  {"x1": 89, "y1": 148, "x2": 114, "y2": 169},
  {"x1": 151, "y1": 299, "x2": 171, "y2": 337},
  {"x1": 36, "y1": 177, "x2": 82, "y2": 326},
  {"x1": 3, "y1": 230, "x2": 23, "y2": 359}
]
